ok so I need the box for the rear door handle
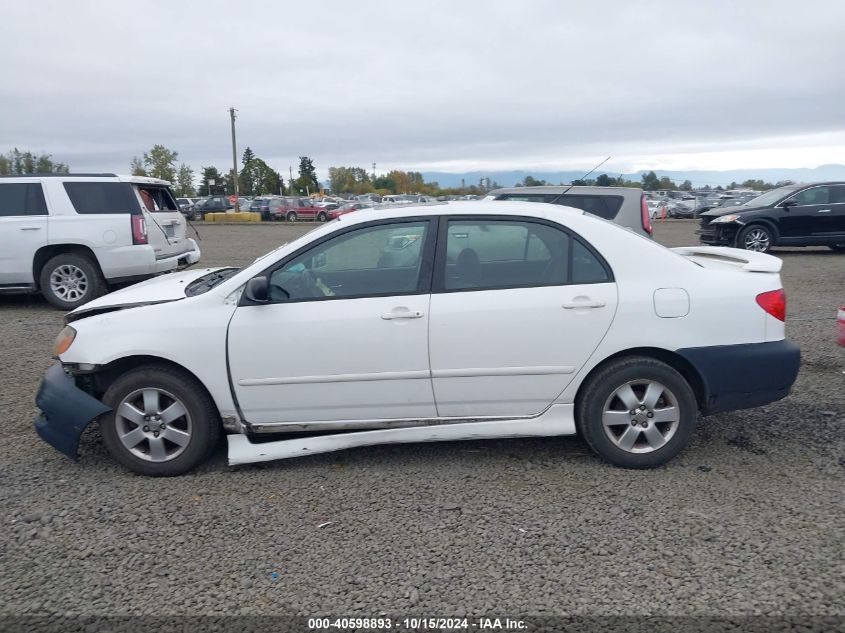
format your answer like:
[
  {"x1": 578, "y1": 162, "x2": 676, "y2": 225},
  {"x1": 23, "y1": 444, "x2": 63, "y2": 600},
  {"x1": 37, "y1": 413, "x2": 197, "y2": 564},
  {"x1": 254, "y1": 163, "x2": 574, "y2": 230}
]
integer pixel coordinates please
[
  {"x1": 562, "y1": 299, "x2": 606, "y2": 309},
  {"x1": 20, "y1": 227, "x2": 42, "y2": 231},
  {"x1": 817, "y1": 209, "x2": 831, "y2": 213},
  {"x1": 381, "y1": 310, "x2": 424, "y2": 320}
]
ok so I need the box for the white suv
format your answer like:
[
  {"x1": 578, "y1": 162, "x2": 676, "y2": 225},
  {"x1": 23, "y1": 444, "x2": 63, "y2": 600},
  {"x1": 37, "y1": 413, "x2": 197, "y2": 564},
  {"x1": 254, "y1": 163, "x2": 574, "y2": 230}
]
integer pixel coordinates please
[{"x1": 0, "y1": 173, "x2": 201, "y2": 309}]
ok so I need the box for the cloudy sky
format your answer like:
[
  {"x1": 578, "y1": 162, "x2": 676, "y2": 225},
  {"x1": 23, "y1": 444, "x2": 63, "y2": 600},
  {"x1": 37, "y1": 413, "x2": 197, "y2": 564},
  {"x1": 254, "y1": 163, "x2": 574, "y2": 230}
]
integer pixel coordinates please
[{"x1": 2, "y1": 0, "x2": 844, "y2": 180}]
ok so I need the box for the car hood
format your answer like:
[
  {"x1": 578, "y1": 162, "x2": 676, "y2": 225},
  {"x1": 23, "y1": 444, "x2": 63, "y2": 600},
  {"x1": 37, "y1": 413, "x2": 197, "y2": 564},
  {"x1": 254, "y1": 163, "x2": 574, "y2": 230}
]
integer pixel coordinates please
[
  {"x1": 700, "y1": 204, "x2": 766, "y2": 218},
  {"x1": 66, "y1": 267, "x2": 226, "y2": 322}
]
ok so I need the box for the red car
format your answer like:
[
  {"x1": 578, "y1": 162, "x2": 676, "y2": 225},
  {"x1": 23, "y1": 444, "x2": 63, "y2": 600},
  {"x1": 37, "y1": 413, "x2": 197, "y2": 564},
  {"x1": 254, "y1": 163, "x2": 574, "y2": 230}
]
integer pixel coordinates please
[
  {"x1": 327, "y1": 202, "x2": 373, "y2": 220},
  {"x1": 272, "y1": 197, "x2": 326, "y2": 222}
]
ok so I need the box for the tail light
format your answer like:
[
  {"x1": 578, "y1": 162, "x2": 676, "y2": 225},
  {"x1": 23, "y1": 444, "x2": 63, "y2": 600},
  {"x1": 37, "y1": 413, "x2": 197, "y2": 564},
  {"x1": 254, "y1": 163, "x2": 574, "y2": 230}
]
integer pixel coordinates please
[
  {"x1": 756, "y1": 289, "x2": 786, "y2": 321},
  {"x1": 131, "y1": 214, "x2": 148, "y2": 245},
  {"x1": 641, "y1": 195, "x2": 653, "y2": 235}
]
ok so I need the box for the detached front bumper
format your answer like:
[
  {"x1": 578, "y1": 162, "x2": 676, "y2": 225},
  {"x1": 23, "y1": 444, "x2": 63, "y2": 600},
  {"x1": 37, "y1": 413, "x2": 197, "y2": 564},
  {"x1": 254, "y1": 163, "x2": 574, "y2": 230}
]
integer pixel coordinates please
[
  {"x1": 34, "y1": 363, "x2": 111, "y2": 460},
  {"x1": 697, "y1": 222, "x2": 740, "y2": 246}
]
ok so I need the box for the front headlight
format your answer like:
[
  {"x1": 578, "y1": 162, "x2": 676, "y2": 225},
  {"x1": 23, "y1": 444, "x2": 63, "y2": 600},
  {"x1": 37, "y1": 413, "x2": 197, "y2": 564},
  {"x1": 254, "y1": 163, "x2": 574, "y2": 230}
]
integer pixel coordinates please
[
  {"x1": 710, "y1": 214, "x2": 742, "y2": 224},
  {"x1": 53, "y1": 325, "x2": 77, "y2": 357}
]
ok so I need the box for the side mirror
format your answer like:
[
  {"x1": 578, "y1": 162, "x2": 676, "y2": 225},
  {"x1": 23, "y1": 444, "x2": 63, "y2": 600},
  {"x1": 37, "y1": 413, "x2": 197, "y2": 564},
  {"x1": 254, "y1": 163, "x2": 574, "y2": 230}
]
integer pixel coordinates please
[
  {"x1": 782, "y1": 199, "x2": 797, "y2": 209},
  {"x1": 244, "y1": 276, "x2": 269, "y2": 303}
]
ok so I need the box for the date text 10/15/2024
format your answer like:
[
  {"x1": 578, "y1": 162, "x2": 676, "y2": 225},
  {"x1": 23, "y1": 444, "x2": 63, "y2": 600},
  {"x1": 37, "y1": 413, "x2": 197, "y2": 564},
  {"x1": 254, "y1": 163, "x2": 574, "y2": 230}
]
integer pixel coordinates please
[{"x1": 308, "y1": 617, "x2": 527, "y2": 630}]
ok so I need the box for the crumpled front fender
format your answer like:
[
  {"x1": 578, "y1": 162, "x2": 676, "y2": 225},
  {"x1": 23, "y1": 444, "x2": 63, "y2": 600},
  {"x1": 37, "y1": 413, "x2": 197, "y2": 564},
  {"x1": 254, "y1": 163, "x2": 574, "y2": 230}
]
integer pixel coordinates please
[{"x1": 34, "y1": 363, "x2": 112, "y2": 460}]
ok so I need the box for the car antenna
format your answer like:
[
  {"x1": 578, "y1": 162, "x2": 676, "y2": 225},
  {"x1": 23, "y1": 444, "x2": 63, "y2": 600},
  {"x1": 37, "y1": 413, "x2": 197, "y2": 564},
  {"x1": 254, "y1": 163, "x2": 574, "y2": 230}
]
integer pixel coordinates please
[{"x1": 549, "y1": 156, "x2": 612, "y2": 204}]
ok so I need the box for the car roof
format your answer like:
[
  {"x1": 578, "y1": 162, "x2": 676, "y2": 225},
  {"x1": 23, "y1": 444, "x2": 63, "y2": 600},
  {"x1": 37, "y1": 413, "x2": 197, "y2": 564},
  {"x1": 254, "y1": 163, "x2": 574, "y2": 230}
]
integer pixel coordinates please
[
  {"x1": 340, "y1": 200, "x2": 585, "y2": 224},
  {"x1": 0, "y1": 173, "x2": 171, "y2": 185},
  {"x1": 488, "y1": 185, "x2": 642, "y2": 197}
]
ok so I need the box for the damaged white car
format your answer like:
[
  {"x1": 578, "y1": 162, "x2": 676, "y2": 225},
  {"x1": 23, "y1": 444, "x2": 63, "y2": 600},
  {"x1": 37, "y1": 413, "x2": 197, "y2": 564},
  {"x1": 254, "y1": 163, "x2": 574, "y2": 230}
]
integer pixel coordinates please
[{"x1": 35, "y1": 201, "x2": 800, "y2": 476}]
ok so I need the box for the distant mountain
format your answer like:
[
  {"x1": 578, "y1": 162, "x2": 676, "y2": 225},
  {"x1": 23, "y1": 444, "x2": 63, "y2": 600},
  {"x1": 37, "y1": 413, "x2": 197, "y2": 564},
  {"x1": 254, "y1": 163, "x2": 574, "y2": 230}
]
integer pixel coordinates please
[{"x1": 422, "y1": 164, "x2": 845, "y2": 189}]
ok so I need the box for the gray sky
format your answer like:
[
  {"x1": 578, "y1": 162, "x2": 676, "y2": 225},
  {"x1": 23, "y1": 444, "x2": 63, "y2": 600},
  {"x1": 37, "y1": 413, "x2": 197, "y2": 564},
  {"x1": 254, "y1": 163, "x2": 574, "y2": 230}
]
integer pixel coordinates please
[{"x1": 2, "y1": 0, "x2": 844, "y2": 180}]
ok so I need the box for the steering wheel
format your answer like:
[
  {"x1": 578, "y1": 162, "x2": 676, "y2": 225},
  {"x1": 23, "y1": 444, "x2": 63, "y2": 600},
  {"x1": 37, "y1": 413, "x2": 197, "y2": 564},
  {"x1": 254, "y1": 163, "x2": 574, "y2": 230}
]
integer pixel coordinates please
[{"x1": 270, "y1": 265, "x2": 338, "y2": 299}]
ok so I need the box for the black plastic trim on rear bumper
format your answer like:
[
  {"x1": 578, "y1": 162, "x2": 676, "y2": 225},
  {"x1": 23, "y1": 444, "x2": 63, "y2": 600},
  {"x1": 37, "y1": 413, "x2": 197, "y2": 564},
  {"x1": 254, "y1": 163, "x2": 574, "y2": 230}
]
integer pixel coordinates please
[{"x1": 678, "y1": 340, "x2": 800, "y2": 415}]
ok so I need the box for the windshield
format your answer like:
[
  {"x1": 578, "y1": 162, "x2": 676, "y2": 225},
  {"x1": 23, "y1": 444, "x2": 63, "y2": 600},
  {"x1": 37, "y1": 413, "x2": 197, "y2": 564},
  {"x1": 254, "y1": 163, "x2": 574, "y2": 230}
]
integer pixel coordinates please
[
  {"x1": 741, "y1": 186, "x2": 796, "y2": 207},
  {"x1": 184, "y1": 268, "x2": 241, "y2": 296}
]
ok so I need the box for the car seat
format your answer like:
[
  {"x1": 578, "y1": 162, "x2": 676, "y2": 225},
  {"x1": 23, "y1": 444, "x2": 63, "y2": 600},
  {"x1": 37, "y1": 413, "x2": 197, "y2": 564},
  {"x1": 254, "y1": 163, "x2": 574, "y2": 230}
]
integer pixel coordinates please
[{"x1": 455, "y1": 248, "x2": 482, "y2": 288}]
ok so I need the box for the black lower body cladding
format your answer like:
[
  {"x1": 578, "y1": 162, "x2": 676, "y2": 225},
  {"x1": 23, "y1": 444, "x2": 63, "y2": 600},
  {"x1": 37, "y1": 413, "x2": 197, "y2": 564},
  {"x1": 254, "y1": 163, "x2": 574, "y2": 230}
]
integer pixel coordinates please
[{"x1": 678, "y1": 340, "x2": 800, "y2": 414}]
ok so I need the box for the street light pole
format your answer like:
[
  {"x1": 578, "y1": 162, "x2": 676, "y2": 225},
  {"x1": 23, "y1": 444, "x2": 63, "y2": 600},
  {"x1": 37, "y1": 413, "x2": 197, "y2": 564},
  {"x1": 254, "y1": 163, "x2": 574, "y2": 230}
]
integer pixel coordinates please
[{"x1": 229, "y1": 107, "x2": 239, "y2": 211}]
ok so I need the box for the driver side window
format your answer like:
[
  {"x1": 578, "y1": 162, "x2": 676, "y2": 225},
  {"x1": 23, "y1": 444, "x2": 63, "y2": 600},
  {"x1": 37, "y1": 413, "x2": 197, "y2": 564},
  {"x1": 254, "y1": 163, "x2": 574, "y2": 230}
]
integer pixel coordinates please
[
  {"x1": 269, "y1": 221, "x2": 429, "y2": 301},
  {"x1": 790, "y1": 187, "x2": 829, "y2": 206}
]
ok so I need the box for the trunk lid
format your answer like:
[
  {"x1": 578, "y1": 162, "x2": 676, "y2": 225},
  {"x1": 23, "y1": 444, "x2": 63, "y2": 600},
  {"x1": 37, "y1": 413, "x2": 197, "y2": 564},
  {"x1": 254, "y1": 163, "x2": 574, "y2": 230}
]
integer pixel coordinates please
[
  {"x1": 671, "y1": 246, "x2": 782, "y2": 273},
  {"x1": 129, "y1": 181, "x2": 192, "y2": 260}
]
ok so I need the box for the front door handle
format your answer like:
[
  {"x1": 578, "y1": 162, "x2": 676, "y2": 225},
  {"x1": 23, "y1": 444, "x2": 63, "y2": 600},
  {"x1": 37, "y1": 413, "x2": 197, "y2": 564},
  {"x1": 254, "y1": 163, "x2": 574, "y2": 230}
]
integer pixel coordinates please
[
  {"x1": 381, "y1": 310, "x2": 424, "y2": 320},
  {"x1": 562, "y1": 299, "x2": 606, "y2": 309},
  {"x1": 817, "y1": 209, "x2": 831, "y2": 213},
  {"x1": 20, "y1": 227, "x2": 42, "y2": 231}
]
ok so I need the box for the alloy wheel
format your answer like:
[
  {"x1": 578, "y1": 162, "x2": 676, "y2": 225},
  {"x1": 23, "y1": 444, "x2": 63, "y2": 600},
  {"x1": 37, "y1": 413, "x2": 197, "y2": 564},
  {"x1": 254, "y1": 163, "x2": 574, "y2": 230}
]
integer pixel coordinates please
[
  {"x1": 115, "y1": 388, "x2": 193, "y2": 462},
  {"x1": 743, "y1": 228, "x2": 770, "y2": 252},
  {"x1": 601, "y1": 380, "x2": 680, "y2": 453},
  {"x1": 49, "y1": 264, "x2": 89, "y2": 302}
]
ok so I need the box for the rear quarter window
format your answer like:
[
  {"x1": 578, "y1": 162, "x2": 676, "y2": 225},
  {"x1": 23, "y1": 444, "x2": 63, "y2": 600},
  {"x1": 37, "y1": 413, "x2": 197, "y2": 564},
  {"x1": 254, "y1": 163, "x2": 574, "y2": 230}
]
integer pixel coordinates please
[
  {"x1": 64, "y1": 182, "x2": 140, "y2": 214},
  {"x1": 557, "y1": 195, "x2": 623, "y2": 220}
]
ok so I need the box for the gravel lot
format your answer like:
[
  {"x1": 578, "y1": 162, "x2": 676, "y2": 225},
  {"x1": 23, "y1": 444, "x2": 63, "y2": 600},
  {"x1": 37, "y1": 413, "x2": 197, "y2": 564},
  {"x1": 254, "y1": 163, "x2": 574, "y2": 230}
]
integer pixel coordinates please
[{"x1": 1, "y1": 219, "x2": 843, "y2": 622}]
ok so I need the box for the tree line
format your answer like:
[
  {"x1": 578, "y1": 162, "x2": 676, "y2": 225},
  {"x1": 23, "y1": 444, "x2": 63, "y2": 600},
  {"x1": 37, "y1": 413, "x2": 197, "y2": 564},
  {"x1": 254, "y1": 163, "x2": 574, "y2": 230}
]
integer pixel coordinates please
[
  {"x1": 519, "y1": 171, "x2": 793, "y2": 192},
  {"x1": 0, "y1": 148, "x2": 69, "y2": 175},
  {"x1": 1, "y1": 147, "x2": 797, "y2": 196}
]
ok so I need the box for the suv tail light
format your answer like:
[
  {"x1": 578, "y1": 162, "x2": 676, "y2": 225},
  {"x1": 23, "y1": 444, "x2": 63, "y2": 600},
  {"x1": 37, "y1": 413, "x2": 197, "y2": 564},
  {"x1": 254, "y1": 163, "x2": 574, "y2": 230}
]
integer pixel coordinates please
[
  {"x1": 756, "y1": 289, "x2": 786, "y2": 321},
  {"x1": 131, "y1": 214, "x2": 148, "y2": 245},
  {"x1": 641, "y1": 194, "x2": 653, "y2": 235}
]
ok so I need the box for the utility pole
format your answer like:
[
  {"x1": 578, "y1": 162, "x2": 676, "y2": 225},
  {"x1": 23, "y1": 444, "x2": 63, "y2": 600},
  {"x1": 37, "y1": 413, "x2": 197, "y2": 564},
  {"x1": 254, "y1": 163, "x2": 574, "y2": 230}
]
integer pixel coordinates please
[
  {"x1": 289, "y1": 166, "x2": 294, "y2": 196},
  {"x1": 229, "y1": 107, "x2": 239, "y2": 211},
  {"x1": 372, "y1": 162, "x2": 376, "y2": 180}
]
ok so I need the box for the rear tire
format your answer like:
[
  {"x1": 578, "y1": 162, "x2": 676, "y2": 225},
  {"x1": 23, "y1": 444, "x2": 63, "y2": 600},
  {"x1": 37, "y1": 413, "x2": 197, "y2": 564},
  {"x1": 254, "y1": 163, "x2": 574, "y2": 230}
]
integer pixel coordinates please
[
  {"x1": 39, "y1": 252, "x2": 105, "y2": 310},
  {"x1": 829, "y1": 244, "x2": 845, "y2": 252},
  {"x1": 100, "y1": 365, "x2": 220, "y2": 476},
  {"x1": 286, "y1": 211, "x2": 297, "y2": 222},
  {"x1": 576, "y1": 356, "x2": 697, "y2": 469}
]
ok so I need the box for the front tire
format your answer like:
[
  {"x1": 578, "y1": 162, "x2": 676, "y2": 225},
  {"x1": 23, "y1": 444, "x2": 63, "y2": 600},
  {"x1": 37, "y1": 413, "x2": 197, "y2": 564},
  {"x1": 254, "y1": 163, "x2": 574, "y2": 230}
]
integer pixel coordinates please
[
  {"x1": 286, "y1": 211, "x2": 297, "y2": 222},
  {"x1": 576, "y1": 356, "x2": 697, "y2": 469},
  {"x1": 39, "y1": 253, "x2": 105, "y2": 310},
  {"x1": 738, "y1": 224, "x2": 774, "y2": 253},
  {"x1": 829, "y1": 244, "x2": 845, "y2": 252},
  {"x1": 100, "y1": 365, "x2": 221, "y2": 476},
  {"x1": 317, "y1": 211, "x2": 328, "y2": 222}
]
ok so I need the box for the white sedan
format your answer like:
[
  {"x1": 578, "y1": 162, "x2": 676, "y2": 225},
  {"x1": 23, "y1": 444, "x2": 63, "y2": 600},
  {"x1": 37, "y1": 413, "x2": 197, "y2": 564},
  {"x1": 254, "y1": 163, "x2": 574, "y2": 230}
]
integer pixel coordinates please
[{"x1": 35, "y1": 201, "x2": 800, "y2": 476}]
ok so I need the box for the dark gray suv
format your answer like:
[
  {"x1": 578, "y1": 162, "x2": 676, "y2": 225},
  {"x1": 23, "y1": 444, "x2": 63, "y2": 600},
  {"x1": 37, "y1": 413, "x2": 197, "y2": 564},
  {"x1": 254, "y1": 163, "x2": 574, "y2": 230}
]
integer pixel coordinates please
[{"x1": 485, "y1": 186, "x2": 652, "y2": 238}]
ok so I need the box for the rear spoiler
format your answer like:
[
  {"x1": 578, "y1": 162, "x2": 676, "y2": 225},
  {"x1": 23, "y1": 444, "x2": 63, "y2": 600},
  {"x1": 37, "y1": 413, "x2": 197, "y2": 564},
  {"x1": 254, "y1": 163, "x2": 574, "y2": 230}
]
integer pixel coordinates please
[{"x1": 671, "y1": 246, "x2": 782, "y2": 273}]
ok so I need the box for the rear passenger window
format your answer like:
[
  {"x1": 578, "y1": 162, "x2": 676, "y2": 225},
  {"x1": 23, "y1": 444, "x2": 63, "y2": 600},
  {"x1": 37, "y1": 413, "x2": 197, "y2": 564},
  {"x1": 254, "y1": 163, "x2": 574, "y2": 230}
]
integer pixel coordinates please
[
  {"x1": 442, "y1": 219, "x2": 614, "y2": 291},
  {"x1": 829, "y1": 186, "x2": 845, "y2": 204},
  {"x1": 556, "y1": 195, "x2": 623, "y2": 220},
  {"x1": 443, "y1": 220, "x2": 569, "y2": 290},
  {"x1": 64, "y1": 182, "x2": 140, "y2": 214},
  {"x1": 0, "y1": 183, "x2": 47, "y2": 216}
]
